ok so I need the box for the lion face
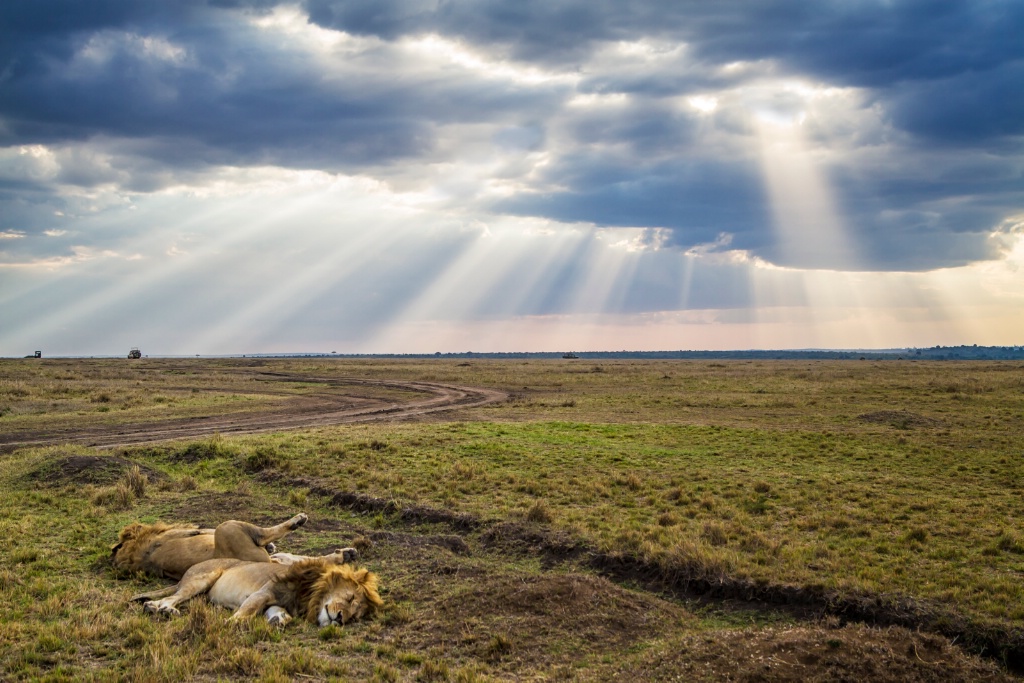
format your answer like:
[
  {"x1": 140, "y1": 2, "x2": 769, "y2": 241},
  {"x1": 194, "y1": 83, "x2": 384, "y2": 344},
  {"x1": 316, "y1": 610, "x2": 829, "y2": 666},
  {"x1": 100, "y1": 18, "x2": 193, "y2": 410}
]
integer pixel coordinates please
[
  {"x1": 306, "y1": 565, "x2": 383, "y2": 626},
  {"x1": 317, "y1": 584, "x2": 370, "y2": 626}
]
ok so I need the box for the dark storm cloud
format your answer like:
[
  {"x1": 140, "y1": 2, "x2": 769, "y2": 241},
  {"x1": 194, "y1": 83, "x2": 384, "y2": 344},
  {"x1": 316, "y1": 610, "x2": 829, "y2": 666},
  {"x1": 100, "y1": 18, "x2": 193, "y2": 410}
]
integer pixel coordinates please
[
  {"x1": 0, "y1": 0, "x2": 562, "y2": 175},
  {"x1": 495, "y1": 156, "x2": 769, "y2": 248},
  {"x1": 1, "y1": 0, "x2": 1022, "y2": 273},
  {"x1": 304, "y1": 0, "x2": 1024, "y2": 143}
]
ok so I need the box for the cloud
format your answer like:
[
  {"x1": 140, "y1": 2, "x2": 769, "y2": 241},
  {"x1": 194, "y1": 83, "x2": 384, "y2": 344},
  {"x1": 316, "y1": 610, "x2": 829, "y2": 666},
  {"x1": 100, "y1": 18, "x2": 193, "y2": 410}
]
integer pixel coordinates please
[{"x1": 0, "y1": 0, "x2": 1022, "y2": 356}]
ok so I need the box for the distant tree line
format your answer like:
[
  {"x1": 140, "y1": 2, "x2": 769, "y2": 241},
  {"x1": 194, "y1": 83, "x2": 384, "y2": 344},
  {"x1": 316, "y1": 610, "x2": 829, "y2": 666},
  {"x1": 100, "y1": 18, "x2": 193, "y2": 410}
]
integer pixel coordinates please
[{"x1": 260, "y1": 345, "x2": 1024, "y2": 361}]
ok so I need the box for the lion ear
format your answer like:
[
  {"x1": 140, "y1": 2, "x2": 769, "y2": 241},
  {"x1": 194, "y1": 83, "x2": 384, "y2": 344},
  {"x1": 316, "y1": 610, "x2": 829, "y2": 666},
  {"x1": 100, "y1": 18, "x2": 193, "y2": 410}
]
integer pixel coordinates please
[
  {"x1": 357, "y1": 569, "x2": 383, "y2": 608},
  {"x1": 117, "y1": 522, "x2": 143, "y2": 542}
]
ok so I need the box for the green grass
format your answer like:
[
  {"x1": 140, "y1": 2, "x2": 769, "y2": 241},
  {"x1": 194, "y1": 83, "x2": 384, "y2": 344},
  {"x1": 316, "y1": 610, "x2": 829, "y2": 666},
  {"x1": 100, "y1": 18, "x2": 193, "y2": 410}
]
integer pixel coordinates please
[{"x1": 1, "y1": 358, "x2": 1022, "y2": 680}]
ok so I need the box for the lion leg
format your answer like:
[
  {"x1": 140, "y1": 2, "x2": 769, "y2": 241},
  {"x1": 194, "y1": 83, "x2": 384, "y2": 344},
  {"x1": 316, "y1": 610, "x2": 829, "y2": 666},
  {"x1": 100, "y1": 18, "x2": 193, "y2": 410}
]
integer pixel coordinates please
[
  {"x1": 256, "y1": 513, "x2": 309, "y2": 544},
  {"x1": 142, "y1": 566, "x2": 226, "y2": 617},
  {"x1": 270, "y1": 548, "x2": 358, "y2": 566},
  {"x1": 130, "y1": 585, "x2": 179, "y2": 602},
  {"x1": 229, "y1": 584, "x2": 277, "y2": 622},
  {"x1": 213, "y1": 514, "x2": 308, "y2": 562}
]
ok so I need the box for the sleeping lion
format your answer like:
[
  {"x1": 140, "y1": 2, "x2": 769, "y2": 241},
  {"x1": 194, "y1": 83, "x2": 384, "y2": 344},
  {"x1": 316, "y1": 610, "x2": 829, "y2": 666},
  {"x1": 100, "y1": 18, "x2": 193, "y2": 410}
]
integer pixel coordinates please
[
  {"x1": 112, "y1": 513, "x2": 356, "y2": 580},
  {"x1": 132, "y1": 556, "x2": 383, "y2": 626}
]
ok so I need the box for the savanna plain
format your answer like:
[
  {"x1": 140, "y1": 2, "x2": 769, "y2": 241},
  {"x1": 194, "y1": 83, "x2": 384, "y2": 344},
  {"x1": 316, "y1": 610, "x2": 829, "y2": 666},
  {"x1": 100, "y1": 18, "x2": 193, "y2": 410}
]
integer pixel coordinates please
[{"x1": 1, "y1": 357, "x2": 1023, "y2": 681}]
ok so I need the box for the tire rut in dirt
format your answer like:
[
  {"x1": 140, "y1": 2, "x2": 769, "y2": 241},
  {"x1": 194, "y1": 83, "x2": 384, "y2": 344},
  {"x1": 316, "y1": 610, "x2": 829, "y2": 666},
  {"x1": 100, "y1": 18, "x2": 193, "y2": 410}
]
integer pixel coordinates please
[{"x1": 0, "y1": 377, "x2": 507, "y2": 451}]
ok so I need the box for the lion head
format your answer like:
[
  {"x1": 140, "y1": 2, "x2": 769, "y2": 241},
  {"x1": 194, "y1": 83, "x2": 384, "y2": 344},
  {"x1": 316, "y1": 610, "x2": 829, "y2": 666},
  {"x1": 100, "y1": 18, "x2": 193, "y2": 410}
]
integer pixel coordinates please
[
  {"x1": 111, "y1": 522, "x2": 190, "y2": 569},
  {"x1": 283, "y1": 560, "x2": 383, "y2": 626}
]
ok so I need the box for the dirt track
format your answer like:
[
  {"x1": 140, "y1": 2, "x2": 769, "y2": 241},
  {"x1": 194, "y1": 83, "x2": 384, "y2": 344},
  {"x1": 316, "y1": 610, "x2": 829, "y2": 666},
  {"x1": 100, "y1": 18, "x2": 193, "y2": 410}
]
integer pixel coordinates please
[{"x1": 0, "y1": 375, "x2": 507, "y2": 451}]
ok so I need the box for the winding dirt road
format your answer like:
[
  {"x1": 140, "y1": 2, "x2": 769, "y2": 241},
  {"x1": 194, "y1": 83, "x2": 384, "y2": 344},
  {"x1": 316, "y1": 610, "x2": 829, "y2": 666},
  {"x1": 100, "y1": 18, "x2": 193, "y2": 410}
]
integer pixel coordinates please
[{"x1": 0, "y1": 375, "x2": 507, "y2": 451}]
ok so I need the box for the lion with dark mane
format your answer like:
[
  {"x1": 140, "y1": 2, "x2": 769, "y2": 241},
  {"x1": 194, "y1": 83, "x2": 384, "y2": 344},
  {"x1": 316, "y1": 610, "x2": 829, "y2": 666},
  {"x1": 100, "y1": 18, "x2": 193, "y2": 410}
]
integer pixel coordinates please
[
  {"x1": 132, "y1": 556, "x2": 383, "y2": 627},
  {"x1": 111, "y1": 513, "x2": 311, "y2": 580}
]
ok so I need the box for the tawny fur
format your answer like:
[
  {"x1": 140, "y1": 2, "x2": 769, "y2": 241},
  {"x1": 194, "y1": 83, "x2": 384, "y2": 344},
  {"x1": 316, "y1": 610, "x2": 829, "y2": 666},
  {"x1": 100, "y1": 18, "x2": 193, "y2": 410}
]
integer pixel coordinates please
[
  {"x1": 112, "y1": 513, "x2": 308, "y2": 580},
  {"x1": 111, "y1": 522, "x2": 213, "y2": 579},
  {"x1": 133, "y1": 557, "x2": 382, "y2": 626},
  {"x1": 298, "y1": 560, "x2": 383, "y2": 622}
]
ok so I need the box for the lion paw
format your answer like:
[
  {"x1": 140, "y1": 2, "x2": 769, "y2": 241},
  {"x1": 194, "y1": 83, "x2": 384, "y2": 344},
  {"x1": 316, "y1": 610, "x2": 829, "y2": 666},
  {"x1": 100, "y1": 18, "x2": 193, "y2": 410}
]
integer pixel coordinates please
[
  {"x1": 265, "y1": 542, "x2": 277, "y2": 554},
  {"x1": 143, "y1": 601, "x2": 180, "y2": 617},
  {"x1": 265, "y1": 606, "x2": 292, "y2": 627},
  {"x1": 289, "y1": 513, "x2": 308, "y2": 530},
  {"x1": 340, "y1": 547, "x2": 358, "y2": 563}
]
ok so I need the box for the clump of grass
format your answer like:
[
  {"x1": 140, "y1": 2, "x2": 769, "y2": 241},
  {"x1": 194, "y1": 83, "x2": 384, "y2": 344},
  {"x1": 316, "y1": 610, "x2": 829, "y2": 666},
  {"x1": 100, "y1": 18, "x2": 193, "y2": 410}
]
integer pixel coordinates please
[
  {"x1": 904, "y1": 527, "x2": 929, "y2": 544},
  {"x1": 484, "y1": 634, "x2": 512, "y2": 661},
  {"x1": 657, "y1": 511, "x2": 679, "y2": 527},
  {"x1": 417, "y1": 659, "x2": 450, "y2": 681},
  {"x1": 450, "y1": 461, "x2": 478, "y2": 479},
  {"x1": 701, "y1": 522, "x2": 728, "y2": 547},
  {"x1": 288, "y1": 489, "x2": 308, "y2": 507},
  {"x1": 123, "y1": 465, "x2": 147, "y2": 498},
  {"x1": 373, "y1": 663, "x2": 399, "y2": 682},
  {"x1": 660, "y1": 537, "x2": 734, "y2": 582},
  {"x1": 243, "y1": 446, "x2": 278, "y2": 473},
  {"x1": 744, "y1": 495, "x2": 771, "y2": 515},
  {"x1": 995, "y1": 529, "x2": 1024, "y2": 554},
  {"x1": 0, "y1": 568, "x2": 21, "y2": 589},
  {"x1": 91, "y1": 482, "x2": 136, "y2": 510},
  {"x1": 753, "y1": 481, "x2": 771, "y2": 494},
  {"x1": 177, "y1": 474, "x2": 199, "y2": 491},
  {"x1": 178, "y1": 439, "x2": 234, "y2": 462},
  {"x1": 622, "y1": 473, "x2": 643, "y2": 491},
  {"x1": 382, "y1": 602, "x2": 413, "y2": 626},
  {"x1": 525, "y1": 500, "x2": 553, "y2": 524},
  {"x1": 316, "y1": 624, "x2": 343, "y2": 642}
]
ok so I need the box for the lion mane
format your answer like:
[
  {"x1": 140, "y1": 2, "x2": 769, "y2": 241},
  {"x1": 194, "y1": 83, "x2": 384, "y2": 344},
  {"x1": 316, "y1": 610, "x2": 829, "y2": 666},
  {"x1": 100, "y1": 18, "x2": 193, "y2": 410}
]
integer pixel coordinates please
[
  {"x1": 272, "y1": 558, "x2": 384, "y2": 622},
  {"x1": 112, "y1": 514, "x2": 310, "y2": 580},
  {"x1": 111, "y1": 522, "x2": 202, "y2": 575},
  {"x1": 135, "y1": 556, "x2": 383, "y2": 626}
]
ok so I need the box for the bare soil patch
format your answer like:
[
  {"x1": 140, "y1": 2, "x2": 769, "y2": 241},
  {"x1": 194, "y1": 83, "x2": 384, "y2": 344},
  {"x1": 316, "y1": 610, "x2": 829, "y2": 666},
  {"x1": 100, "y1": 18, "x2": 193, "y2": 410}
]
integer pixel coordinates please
[
  {"x1": 26, "y1": 454, "x2": 165, "y2": 486},
  {"x1": 168, "y1": 492, "x2": 296, "y2": 529}
]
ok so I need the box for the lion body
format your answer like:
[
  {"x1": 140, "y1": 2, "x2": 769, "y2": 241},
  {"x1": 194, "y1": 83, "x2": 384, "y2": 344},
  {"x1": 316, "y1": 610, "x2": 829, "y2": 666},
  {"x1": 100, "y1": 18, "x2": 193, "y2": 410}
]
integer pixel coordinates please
[
  {"x1": 112, "y1": 522, "x2": 216, "y2": 580},
  {"x1": 134, "y1": 557, "x2": 382, "y2": 626},
  {"x1": 112, "y1": 514, "x2": 308, "y2": 580}
]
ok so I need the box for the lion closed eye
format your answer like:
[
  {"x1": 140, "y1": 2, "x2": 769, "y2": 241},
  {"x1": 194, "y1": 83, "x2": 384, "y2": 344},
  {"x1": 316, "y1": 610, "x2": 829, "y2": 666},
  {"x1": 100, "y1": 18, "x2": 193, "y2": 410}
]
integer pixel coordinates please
[{"x1": 132, "y1": 558, "x2": 382, "y2": 627}]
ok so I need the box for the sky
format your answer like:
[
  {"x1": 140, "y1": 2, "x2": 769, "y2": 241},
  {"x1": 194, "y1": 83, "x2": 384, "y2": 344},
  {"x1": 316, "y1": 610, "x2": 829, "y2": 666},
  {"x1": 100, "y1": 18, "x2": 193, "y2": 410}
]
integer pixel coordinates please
[{"x1": 1, "y1": 1, "x2": 1022, "y2": 355}]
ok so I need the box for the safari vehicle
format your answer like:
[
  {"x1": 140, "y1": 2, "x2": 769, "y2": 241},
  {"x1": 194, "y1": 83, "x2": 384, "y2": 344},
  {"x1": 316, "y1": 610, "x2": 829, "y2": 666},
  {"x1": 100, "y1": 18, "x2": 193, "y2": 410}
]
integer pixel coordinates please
[{"x1": 128, "y1": 347, "x2": 142, "y2": 359}]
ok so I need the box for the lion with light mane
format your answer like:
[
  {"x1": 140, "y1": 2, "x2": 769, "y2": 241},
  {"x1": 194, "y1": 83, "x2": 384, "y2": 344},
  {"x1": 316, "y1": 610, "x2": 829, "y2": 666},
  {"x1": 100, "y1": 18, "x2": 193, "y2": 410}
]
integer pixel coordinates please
[{"x1": 132, "y1": 556, "x2": 383, "y2": 627}]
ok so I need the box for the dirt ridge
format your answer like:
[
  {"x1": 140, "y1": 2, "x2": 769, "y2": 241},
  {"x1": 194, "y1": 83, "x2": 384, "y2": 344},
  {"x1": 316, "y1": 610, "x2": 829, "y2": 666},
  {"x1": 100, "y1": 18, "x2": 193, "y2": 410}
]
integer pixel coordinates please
[{"x1": 266, "y1": 472, "x2": 1024, "y2": 673}]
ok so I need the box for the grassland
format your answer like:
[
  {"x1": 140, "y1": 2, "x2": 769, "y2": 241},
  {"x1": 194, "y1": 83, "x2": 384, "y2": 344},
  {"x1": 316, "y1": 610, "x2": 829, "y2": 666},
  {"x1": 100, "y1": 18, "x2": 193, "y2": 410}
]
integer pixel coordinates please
[{"x1": 1, "y1": 357, "x2": 1022, "y2": 681}]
